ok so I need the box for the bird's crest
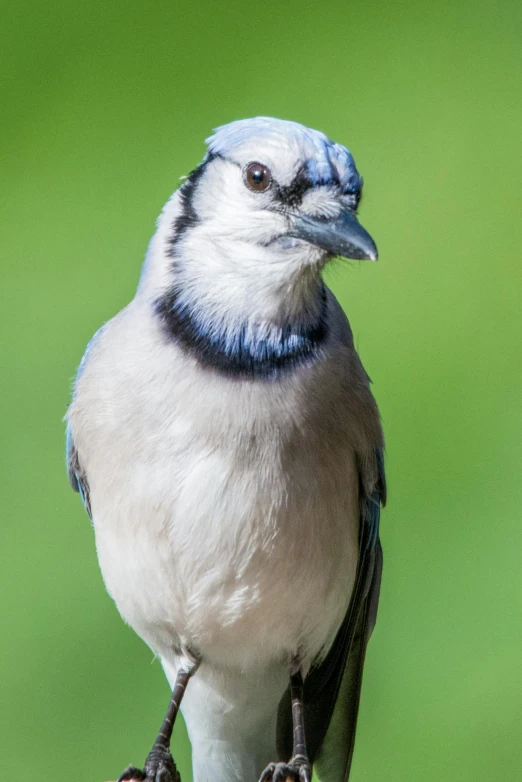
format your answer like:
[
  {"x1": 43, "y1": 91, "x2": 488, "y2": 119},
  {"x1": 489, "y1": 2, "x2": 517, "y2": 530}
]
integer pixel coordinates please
[{"x1": 206, "y1": 117, "x2": 361, "y2": 192}]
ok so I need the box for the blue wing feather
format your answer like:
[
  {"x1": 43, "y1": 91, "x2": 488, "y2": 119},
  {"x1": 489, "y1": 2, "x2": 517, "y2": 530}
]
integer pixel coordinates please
[
  {"x1": 66, "y1": 423, "x2": 92, "y2": 519},
  {"x1": 65, "y1": 327, "x2": 106, "y2": 519}
]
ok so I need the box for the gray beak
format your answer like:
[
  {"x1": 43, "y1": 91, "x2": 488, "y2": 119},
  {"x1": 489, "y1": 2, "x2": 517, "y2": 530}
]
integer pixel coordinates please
[{"x1": 288, "y1": 209, "x2": 378, "y2": 261}]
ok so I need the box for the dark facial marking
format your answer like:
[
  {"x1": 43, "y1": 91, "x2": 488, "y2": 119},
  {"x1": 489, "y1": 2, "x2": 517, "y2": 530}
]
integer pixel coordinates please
[
  {"x1": 353, "y1": 178, "x2": 363, "y2": 210},
  {"x1": 168, "y1": 153, "x2": 216, "y2": 252},
  {"x1": 274, "y1": 166, "x2": 313, "y2": 208},
  {"x1": 344, "y1": 175, "x2": 363, "y2": 212}
]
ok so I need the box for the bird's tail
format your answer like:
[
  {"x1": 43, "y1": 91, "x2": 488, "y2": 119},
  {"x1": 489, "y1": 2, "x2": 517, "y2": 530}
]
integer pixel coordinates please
[
  {"x1": 163, "y1": 659, "x2": 285, "y2": 782},
  {"x1": 190, "y1": 738, "x2": 273, "y2": 782}
]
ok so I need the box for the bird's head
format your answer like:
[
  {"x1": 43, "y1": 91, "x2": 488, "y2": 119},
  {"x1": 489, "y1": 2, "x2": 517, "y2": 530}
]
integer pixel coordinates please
[
  {"x1": 142, "y1": 118, "x2": 378, "y2": 375},
  {"x1": 203, "y1": 116, "x2": 376, "y2": 261}
]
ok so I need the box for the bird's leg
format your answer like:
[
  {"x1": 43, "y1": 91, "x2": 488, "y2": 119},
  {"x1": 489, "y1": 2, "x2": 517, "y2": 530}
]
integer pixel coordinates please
[
  {"x1": 259, "y1": 670, "x2": 312, "y2": 782},
  {"x1": 117, "y1": 652, "x2": 199, "y2": 782}
]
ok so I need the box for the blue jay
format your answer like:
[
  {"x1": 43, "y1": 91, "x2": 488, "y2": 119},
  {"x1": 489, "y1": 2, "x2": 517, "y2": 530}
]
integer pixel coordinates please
[{"x1": 66, "y1": 117, "x2": 385, "y2": 782}]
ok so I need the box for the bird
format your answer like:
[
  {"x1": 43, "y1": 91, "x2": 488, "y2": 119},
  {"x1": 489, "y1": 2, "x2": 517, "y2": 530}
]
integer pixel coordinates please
[{"x1": 66, "y1": 116, "x2": 386, "y2": 782}]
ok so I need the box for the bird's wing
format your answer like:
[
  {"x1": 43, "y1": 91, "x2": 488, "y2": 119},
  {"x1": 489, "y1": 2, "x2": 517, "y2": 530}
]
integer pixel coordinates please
[
  {"x1": 66, "y1": 424, "x2": 92, "y2": 519},
  {"x1": 65, "y1": 326, "x2": 106, "y2": 520},
  {"x1": 276, "y1": 449, "x2": 386, "y2": 782}
]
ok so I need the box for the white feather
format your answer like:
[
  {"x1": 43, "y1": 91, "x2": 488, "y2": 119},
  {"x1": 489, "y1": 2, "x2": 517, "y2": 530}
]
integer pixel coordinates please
[{"x1": 67, "y1": 118, "x2": 381, "y2": 782}]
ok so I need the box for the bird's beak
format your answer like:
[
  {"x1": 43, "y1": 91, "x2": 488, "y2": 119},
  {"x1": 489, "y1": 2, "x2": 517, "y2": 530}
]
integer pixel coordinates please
[{"x1": 288, "y1": 209, "x2": 378, "y2": 261}]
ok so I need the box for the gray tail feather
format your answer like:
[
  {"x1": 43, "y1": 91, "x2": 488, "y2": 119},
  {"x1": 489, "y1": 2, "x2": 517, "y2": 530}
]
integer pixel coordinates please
[{"x1": 314, "y1": 540, "x2": 383, "y2": 782}]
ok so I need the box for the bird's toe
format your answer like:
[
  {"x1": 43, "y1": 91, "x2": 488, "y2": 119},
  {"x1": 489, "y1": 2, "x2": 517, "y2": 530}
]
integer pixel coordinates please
[
  {"x1": 259, "y1": 763, "x2": 277, "y2": 782},
  {"x1": 116, "y1": 745, "x2": 180, "y2": 782},
  {"x1": 117, "y1": 765, "x2": 146, "y2": 782},
  {"x1": 298, "y1": 763, "x2": 312, "y2": 782},
  {"x1": 144, "y1": 744, "x2": 180, "y2": 782},
  {"x1": 259, "y1": 758, "x2": 311, "y2": 782}
]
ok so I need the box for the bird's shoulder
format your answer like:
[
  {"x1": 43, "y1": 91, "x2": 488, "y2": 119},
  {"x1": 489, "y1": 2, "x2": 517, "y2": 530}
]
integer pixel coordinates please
[
  {"x1": 65, "y1": 304, "x2": 143, "y2": 484},
  {"x1": 325, "y1": 287, "x2": 384, "y2": 461}
]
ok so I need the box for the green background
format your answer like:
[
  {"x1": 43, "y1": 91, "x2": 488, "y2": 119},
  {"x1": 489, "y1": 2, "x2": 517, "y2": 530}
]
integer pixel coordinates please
[{"x1": 1, "y1": 0, "x2": 521, "y2": 780}]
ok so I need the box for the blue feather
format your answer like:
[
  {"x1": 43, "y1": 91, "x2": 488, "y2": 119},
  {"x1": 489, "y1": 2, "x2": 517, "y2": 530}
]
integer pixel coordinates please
[{"x1": 207, "y1": 117, "x2": 362, "y2": 193}]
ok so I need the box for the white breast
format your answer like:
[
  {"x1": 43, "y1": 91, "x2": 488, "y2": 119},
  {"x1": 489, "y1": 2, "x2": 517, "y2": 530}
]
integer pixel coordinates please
[{"x1": 69, "y1": 303, "x2": 360, "y2": 672}]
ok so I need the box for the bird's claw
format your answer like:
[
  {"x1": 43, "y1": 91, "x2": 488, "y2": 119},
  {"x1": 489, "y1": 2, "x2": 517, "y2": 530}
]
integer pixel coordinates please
[
  {"x1": 259, "y1": 755, "x2": 312, "y2": 782},
  {"x1": 117, "y1": 744, "x2": 180, "y2": 782},
  {"x1": 117, "y1": 765, "x2": 146, "y2": 782}
]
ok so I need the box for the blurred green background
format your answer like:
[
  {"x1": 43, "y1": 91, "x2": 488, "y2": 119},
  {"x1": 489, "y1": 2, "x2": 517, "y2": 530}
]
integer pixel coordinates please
[{"x1": 1, "y1": 0, "x2": 521, "y2": 780}]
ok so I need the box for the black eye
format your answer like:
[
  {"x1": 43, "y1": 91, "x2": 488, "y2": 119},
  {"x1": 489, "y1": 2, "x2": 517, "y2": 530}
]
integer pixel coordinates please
[{"x1": 244, "y1": 162, "x2": 272, "y2": 192}]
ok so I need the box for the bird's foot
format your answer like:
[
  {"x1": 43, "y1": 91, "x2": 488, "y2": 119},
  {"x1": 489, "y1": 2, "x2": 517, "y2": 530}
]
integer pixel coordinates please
[
  {"x1": 259, "y1": 754, "x2": 312, "y2": 782},
  {"x1": 117, "y1": 765, "x2": 146, "y2": 781},
  {"x1": 117, "y1": 744, "x2": 180, "y2": 782}
]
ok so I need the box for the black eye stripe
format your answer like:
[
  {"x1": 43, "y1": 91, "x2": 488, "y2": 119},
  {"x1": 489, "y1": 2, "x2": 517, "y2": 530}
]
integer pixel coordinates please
[
  {"x1": 274, "y1": 166, "x2": 313, "y2": 207},
  {"x1": 177, "y1": 155, "x2": 362, "y2": 213},
  {"x1": 276, "y1": 173, "x2": 363, "y2": 210}
]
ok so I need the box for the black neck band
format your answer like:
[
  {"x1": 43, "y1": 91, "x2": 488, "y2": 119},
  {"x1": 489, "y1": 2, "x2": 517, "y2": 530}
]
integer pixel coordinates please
[{"x1": 155, "y1": 287, "x2": 329, "y2": 379}]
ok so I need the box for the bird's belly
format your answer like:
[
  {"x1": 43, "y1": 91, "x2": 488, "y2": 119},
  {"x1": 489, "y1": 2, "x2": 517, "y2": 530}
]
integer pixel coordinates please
[{"x1": 93, "y1": 437, "x2": 359, "y2": 670}]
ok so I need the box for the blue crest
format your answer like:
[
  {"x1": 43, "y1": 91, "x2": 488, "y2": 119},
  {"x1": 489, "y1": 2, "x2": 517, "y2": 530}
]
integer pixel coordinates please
[{"x1": 207, "y1": 117, "x2": 362, "y2": 192}]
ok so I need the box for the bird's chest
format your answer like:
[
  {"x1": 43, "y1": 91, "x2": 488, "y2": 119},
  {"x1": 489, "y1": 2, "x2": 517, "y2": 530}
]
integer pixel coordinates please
[{"x1": 90, "y1": 365, "x2": 359, "y2": 668}]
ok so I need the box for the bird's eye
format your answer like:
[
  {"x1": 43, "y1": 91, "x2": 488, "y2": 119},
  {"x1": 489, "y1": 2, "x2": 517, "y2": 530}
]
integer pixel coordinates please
[{"x1": 244, "y1": 162, "x2": 272, "y2": 192}]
